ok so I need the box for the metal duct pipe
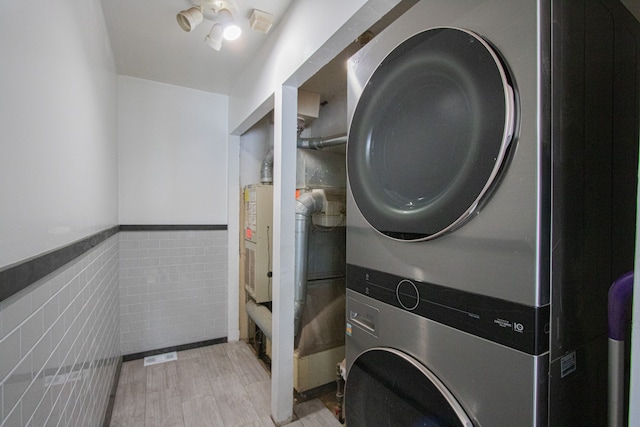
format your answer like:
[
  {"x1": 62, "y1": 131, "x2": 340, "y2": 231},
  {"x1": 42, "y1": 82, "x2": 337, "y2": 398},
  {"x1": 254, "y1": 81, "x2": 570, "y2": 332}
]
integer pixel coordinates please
[
  {"x1": 246, "y1": 299, "x2": 273, "y2": 339},
  {"x1": 260, "y1": 148, "x2": 274, "y2": 184},
  {"x1": 294, "y1": 191, "x2": 326, "y2": 336},
  {"x1": 259, "y1": 134, "x2": 346, "y2": 183},
  {"x1": 297, "y1": 135, "x2": 347, "y2": 150}
]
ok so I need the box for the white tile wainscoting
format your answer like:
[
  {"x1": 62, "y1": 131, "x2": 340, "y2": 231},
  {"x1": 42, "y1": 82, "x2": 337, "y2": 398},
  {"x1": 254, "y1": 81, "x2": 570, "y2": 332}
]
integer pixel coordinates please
[
  {"x1": 0, "y1": 235, "x2": 120, "y2": 426},
  {"x1": 118, "y1": 230, "x2": 228, "y2": 355}
]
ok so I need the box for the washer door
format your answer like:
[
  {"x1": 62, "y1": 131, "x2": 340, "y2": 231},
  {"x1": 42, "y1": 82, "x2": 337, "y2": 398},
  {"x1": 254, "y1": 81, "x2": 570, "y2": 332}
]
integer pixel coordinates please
[
  {"x1": 347, "y1": 27, "x2": 515, "y2": 241},
  {"x1": 345, "y1": 348, "x2": 473, "y2": 426}
]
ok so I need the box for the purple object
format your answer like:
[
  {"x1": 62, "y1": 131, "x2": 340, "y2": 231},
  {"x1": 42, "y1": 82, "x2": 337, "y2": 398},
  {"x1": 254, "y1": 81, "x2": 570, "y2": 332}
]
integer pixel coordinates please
[{"x1": 608, "y1": 272, "x2": 634, "y2": 341}]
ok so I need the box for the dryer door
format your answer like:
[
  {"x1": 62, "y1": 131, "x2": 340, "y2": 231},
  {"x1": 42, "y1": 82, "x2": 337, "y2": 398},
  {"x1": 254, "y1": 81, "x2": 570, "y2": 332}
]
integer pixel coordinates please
[
  {"x1": 345, "y1": 347, "x2": 473, "y2": 426},
  {"x1": 347, "y1": 27, "x2": 515, "y2": 241}
]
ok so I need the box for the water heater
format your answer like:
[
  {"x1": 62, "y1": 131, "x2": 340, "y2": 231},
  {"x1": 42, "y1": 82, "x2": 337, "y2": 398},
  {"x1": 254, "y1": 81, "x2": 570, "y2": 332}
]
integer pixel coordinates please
[{"x1": 244, "y1": 184, "x2": 273, "y2": 303}]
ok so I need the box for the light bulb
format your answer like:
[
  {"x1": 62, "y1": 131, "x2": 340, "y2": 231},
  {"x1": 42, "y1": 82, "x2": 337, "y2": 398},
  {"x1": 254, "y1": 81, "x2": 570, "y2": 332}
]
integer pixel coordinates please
[
  {"x1": 217, "y1": 8, "x2": 241, "y2": 41},
  {"x1": 223, "y1": 23, "x2": 242, "y2": 41}
]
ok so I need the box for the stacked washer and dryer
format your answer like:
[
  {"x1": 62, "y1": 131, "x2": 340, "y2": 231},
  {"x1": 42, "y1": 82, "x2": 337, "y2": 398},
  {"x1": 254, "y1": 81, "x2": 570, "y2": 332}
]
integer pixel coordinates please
[{"x1": 344, "y1": 1, "x2": 640, "y2": 426}]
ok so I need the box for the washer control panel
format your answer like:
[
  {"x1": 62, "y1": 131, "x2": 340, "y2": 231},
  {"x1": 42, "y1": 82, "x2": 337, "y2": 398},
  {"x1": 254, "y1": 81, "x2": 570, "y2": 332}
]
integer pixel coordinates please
[{"x1": 347, "y1": 264, "x2": 550, "y2": 356}]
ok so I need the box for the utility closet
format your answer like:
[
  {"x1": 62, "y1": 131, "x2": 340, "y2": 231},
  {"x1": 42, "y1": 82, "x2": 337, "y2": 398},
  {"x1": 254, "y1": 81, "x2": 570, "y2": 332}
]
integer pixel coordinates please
[{"x1": 239, "y1": 89, "x2": 347, "y2": 395}]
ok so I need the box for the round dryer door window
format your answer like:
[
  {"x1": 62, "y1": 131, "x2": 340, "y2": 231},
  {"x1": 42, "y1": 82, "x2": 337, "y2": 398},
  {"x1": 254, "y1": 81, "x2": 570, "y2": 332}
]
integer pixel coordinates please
[
  {"x1": 345, "y1": 348, "x2": 473, "y2": 426},
  {"x1": 347, "y1": 27, "x2": 516, "y2": 241}
]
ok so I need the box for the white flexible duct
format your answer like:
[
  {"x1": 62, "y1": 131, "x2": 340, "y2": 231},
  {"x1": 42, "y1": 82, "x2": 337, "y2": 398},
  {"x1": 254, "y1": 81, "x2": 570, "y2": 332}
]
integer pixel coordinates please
[{"x1": 294, "y1": 190, "x2": 326, "y2": 336}]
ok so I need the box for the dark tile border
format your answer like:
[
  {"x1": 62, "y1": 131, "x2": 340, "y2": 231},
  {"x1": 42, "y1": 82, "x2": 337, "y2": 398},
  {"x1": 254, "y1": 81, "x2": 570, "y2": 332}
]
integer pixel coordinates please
[
  {"x1": 0, "y1": 226, "x2": 120, "y2": 303},
  {"x1": 0, "y1": 224, "x2": 228, "y2": 303},
  {"x1": 119, "y1": 224, "x2": 227, "y2": 231},
  {"x1": 121, "y1": 338, "x2": 228, "y2": 362}
]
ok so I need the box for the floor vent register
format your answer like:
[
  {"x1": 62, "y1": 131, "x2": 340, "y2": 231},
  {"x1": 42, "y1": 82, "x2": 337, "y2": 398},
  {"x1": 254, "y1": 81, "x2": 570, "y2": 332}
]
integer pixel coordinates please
[{"x1": 143, "y1": 351, "x2": 178, "y2": 367}]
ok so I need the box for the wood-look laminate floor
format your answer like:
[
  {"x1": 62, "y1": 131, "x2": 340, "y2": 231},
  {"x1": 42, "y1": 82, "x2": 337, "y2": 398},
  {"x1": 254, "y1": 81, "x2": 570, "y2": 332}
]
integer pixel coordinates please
[{"x1": 109, "y1": 341, "x2": 342, "y2": 427}]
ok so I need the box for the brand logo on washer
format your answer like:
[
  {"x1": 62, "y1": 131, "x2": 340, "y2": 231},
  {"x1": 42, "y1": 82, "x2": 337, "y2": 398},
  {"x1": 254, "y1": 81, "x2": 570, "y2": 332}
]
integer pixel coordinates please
[{"x1": 494, "y1": 318, "x2": 525, "y2": 333}]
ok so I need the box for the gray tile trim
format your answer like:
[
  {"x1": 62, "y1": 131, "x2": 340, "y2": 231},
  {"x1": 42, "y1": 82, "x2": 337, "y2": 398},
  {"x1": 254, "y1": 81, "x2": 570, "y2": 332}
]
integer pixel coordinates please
[
  {"x1": 119, "y1": 225, "x2": 227, "y2": 231},
  {"x1": 0, "y1": 226, "x2": 119, "y2": 302}
]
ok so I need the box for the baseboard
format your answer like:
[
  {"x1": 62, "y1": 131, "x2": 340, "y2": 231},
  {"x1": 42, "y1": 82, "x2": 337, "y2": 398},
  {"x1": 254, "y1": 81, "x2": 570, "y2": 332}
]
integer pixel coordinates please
[
  {"x1": 121, "y1": 338, "x2": 228, "y2": 362},
  {"x1": 102, "y1": 356, "x2": 123, "y2": 427}
]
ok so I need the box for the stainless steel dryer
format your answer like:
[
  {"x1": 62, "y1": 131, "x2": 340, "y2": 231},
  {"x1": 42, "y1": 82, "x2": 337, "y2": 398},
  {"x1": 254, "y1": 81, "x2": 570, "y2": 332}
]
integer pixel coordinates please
[{"x1": 345, "y1": 1, "x2": 640, "y2": 425}]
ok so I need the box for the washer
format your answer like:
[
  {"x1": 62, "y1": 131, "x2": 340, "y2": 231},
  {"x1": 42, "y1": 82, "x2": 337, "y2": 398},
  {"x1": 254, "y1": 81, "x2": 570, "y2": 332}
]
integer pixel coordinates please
[{"x1": 345, "y1": 1, "x2": 640, "y2": 426}]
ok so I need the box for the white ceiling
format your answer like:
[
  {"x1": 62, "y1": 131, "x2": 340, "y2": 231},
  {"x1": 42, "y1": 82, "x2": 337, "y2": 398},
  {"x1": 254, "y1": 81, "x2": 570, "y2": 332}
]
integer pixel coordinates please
[
  {"x1": 101, "y1": 0, "x2": 294, "y2": 95},
  {"x1": 101, "y1": 0, "x2": 417, "y2": 100}
]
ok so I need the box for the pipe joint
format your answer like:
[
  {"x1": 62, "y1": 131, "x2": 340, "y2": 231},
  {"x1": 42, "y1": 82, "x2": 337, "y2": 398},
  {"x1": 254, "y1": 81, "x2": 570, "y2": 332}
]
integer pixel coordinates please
[{"x1": 295, "y1": 191, "x2": 325, "y2": 216}]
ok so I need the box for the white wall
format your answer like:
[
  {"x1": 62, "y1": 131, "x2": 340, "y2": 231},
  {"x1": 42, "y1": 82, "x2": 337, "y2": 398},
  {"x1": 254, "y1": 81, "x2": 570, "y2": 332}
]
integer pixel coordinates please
[
  {"x1": 0, "y1": 0, "x2": 120, "y2": 424},
  {"x1": 0, "y1": 0, "x2": 118, "y2": 269},
  {"x1": 118, "y1": 76, "x2": 228, "y2": 225}
]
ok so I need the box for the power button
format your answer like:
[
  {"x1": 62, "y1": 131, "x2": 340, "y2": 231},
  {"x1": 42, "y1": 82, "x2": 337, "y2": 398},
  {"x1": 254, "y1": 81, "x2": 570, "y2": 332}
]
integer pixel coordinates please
[{"x1": 396, "y1": 279, "x2": 419, "y2": 311}]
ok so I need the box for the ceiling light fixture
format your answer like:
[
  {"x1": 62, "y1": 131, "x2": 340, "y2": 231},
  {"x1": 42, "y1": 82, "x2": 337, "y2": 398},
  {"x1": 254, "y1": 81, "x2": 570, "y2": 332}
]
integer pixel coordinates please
[
  {"x1": 177, "y1": 1, "x2": 243, "y2": 51},
  {"x1": 204, "y1": 23, "x2": 223, "y2": 51},
  {"x1": 176, "y1": 6, "x2": 204, "y2": 32}
]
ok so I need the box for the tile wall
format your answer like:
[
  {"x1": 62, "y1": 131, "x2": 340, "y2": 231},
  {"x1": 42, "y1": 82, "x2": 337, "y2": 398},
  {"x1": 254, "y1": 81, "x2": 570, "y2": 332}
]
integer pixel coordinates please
[
  {"x1": 119, "y1": 230, "x2": 228, "y2": 355},
  {"x1": 0, "y1": 235, "x2": 120, "y2": 427}
]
